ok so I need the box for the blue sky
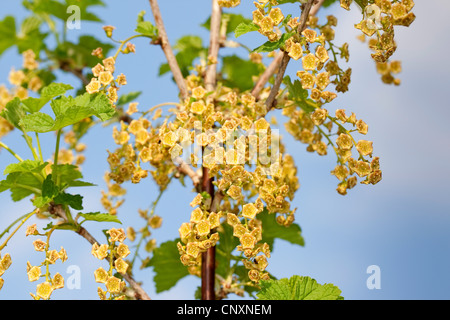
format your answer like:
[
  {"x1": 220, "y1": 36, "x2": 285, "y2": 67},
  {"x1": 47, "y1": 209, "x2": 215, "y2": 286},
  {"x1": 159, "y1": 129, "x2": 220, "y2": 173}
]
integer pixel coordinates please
[{"x1": 0, "y1": 0, "x2": 449, "y2": 300}]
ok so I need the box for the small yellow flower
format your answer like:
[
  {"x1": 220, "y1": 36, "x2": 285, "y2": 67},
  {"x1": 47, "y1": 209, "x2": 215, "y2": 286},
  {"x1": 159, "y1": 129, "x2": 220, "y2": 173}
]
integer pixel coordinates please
[
  {"x1": 116, "y1": 243, "x2": 130, "y2": 258},
  {"x1": 36, "y1": 282, "x2": 54, "y2": 300},
  {"x1": 301, "y1": 29, "x2": 317, "y2": 42},
  {"x1": 98, "y1": 287, "x2": 107, "y2": 300},
  {"x1": 25, "y1": 224, "x2": 37, "y2": 236},
  {"x1": 105, "y1": 276, "x2": 122, "y2": 294},
  {"x1": 102, "y1": 57, "x2": 116, "y2": 73},
  {"x1": 92, "y1": 243, "x2": 109, "y2": 260},
  {"x1": 27, "y1": 266, "x2": 41, "y2": 282},
  {"x1": 91, "y1": 63, "x2": 104, "y2": 77},
  {"x1": 208, "y1": 212, "x2": 220, "y2": 229},
  {"x1": 192, "y1": 86, "x2": 206, "y2": 100},
  {"x1": 315, "y1": 46, "x2": 329, "y2": 63},
  {"x1": 94, "y1": 267, "x2": 109, "y2": 283},
  {"x1": 356, "y1": 140, "x2": 373, "y2": 156},
  {"x1": 288, "y1": 42, "x2": 303, "y2": 61},
  {"x1": 268, "y1": 7, "x2": 284, "y2": 25},
  {"x1": 179, "y1": 223, "x2": 192, "y2": 240},
  {"x1": 114, "y1": 258, "x2": 129, "y2": 274},
  {"x1": 102, "y1": 25, "x2": 116, "y2": 38},
  {"x1": 190, "y1": 101, "x2": 206, "y2": 115},
  {"x1": 190, "y1": 193, "x2": 203, "y2": 208},
  {"x1": 186, "y1": 242, "x2": 201, "y2": 258},
  {"x1": 242, "y1": 203, "x2": 258, "y2": 220},
  {"x1": 149, "y1": 215, "x2": 163, "y2": 229},
  {"x1": 116, "y1": 73, "x2": 127, "y2": 86},
  {"x1": 46, "y1": 250, "x2": 59, "y2": 264},
  {"x1": 107, "y1": 228, "x2": 126, "y2": 243},
  {"x1": 196, "y1": 220, "x2": 211, "y2": 237},
  {"x1": 302, "y1": 53, "x2": 319, "y2": 71},
  {"x1": 240, "y1": 233, "x2": 257, "y2": 250},
  {"x1": 99, "y1": 71, "x2": 114, "y2": 85},
  {"x1": 190, "y1": 208, "x2": 204, "y2": 224},
  {"x1": 52, "y1": 273, "x2": 64, "y2": 289},
  {"x1": 331, "y1": 165, "x2": 349, "y2": 181},
  {"x1": 8, "y1": 69, "x2": 25, "y2": 86},
  {"x1": 126, "y1": 102, "x2": 138, "y2": 115},
  {"x1": 295, "y1": 72, "x2": 314, "y2": 90},
  {"x1": 162, "y1": 131, "x2": 177, "y2": 147},
  {"x1": 86, "y1": 78, "x2": 101, "y2": 94},
  {"x1": 336, "y1": 133, "x2": 353, "y2": 150},
  {"x1": 32, "y1": 239, "x2": 46, "y2": 252}
]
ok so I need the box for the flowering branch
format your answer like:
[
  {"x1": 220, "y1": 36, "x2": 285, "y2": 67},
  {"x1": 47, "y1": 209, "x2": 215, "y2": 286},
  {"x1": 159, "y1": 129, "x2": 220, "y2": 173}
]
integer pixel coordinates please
[{"x1": 264, "y1": 0, "x2": 324, "y2": 112}]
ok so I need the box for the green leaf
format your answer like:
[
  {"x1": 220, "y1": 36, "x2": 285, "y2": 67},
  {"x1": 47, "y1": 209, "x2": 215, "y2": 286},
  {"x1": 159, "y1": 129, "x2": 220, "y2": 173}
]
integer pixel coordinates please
[
  {"x1": 323, "y1": 0, "x2": 340, "y2": 7},
  {"x1": 203, "y1": 13, "x2": 252, "y2": 36},
  {"x1": 235, "y1": 22, "x2": 259, "y2": 38},
  {"x1": 0, "y1": 98, "x2": 26, "y2": 129},
  {"x1": 257, "y1": 275, "x2": 343, "y2": 300},
  {"x1": 20, "y1": 92, "x2": 115, "y2": 133},
  {"x1": 216, "y1": 224, "x2": 240, "y2": 278},
  {"x1": 67, "y1": 180, "x2": 96, "y2": 187},
  {"x1": 354, "y1": 0, "x2": 369, "y2": 9},
  {"x1": 79, "y1": 212, "x2": 121, "y2": 224},
  {"x1": 117, "y1": 91, "x2": 142, "y2": 106},
  {"x1": 42, "y1": 175, "x2": 58, "y2": 198},
  {"x1": 259, "y1": 209, "x2": 304, "y2": 248},
  {"x1": 0, "y1": 16, "x2": 17, "y2": 56},
  {"x1": 135, "y1": 21, "x2": 158, "y2": 38},
  {"x1": 54, "y1": 192, "x2": 83, "y2": 210},
  {"x1": 0, "y1": 172, "x2": 42, "y2": 202},
  {"x1": 159, "y1": 36, "x2": 207, "y2": 78},
  {"x1": 252, "y1": 32, "x2": 295, "y2": 53},
  {"x1": 22, "y1": 83, "x2": 73, "y2": 113},
  {"x1": 146, "y1": 239, "x2": 190, "y2": 293},
  {"x1": 32, "y1": 174, "x2": 59, "y2": 208},
  {"x1": 283, "y1": 76, "x2": 315, "y2": 113},
  {"x1": 3, "y1": 160, "x2": 48, "y2": 175},
  {"x1": 20, "y1": 112, "x2": 55, "y2": 133},
  {"x1": 43, "y1": 222, "x2": 79, "y2": 231},
  {"x1": 221, "y1": 55, "x2": 262, "y2": 92}
]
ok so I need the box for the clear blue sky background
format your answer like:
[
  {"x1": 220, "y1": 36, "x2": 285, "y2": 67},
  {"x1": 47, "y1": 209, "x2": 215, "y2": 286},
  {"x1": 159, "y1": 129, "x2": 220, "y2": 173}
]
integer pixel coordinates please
[{"x1": 0, "y1": 0, "x2": 449, "y2": 300}]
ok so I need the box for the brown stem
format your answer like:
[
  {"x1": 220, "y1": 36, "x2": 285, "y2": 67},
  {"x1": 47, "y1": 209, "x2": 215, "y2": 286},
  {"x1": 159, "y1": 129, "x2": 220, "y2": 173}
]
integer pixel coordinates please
[
  {"x1": 200, "y1": 0, "x2": 222, "y2": 301},
  {"x1": 201, "y1": 166, "x2": 216, "y2": 300},
  {"x1": 148, "y1": 0, "x2": 189, "y2": 100}
]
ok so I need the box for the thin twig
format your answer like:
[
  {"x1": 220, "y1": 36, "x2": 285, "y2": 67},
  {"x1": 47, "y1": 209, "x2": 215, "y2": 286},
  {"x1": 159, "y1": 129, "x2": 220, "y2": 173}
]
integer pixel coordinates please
[
  {"x1": 49, "y1": 204, "x2": 151, "y2": 300},
  {"x1": 204, "y1": 0, "x2": 222, "y2": 93},
  {"x1": 76, "y1": 226, "x2": 151, "y2": 300},
  {"x1": 148, "y1": 0, "x2": 189, "y2": 100},
  {"x1": 251, "y1": 50, "x2": 284, "y2": 100},
  {"x1": 174, "y1": 157, "x2": 201, "y2": 187}
]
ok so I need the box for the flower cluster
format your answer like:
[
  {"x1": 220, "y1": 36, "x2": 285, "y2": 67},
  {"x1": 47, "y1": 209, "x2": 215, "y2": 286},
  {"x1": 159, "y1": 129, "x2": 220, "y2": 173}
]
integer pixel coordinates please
[
  {"x1": 27, "y1": 224, "x2": 68, "y2": 300},
  {"x1": 218, "y1": 0, "x2": 241, "y2": 8},
  {"x1": 0, "y1": 252, "x2": 12, "y2": 291},
  {"x1": 86, "y1": 56, "x2": 127, "y2": 105},
  {"x1": 0, "y1": 49, "x2": 44, "y2": 140},
  {"x1": 271, "y1": 12, "x2": 383, "y2": 195},
  {"x1": 252, "y1": 1, "x2": 286, "y2": 42},
  {"x1": 160, "y1": 74, "x2": 300, "y2": 282},
  {"x1": 346, "y1": 0, "x2": 415, "y2": 84},
  {"x1": 92, "y1": 228, "x2": 130, "y2": 300}
]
